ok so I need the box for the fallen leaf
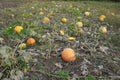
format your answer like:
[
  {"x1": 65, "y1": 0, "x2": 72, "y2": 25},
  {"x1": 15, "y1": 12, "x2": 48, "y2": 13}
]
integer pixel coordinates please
[
  {"x1": 99, "y1": 46, "x2": 109, "y2": 54},
  {"x1": 55, "y1": 63, "x2": 63, "y2": 68},
  {"x1": 60, "y1": 30, "x2": 65, "y2": 36},
  {"x1": 68, "y1": 37, "x2": 76, "y2": 41}
]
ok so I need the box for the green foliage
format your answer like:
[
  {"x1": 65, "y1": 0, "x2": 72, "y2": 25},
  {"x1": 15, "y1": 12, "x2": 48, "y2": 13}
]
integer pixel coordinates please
[
  {"x1": 83, "y1": 19, "x2": 92, "y2": 27},
  {"x1": 67, "y1": 8, "x2": 82, "y2": 16},
  {"x1": 0, "y1": 46, "x2": 31, "y2": 79},
  {"x1": 108, "y1": 31, "x2": 120, "y2": 51},
  {"x1": 4, "y1": 21, "x2": 30, "y2": 40},
  {"x1": 58, "y1": 70, "x2": 71, "y2": 80},
  {"x1": 85, "y1": 75, "x2": 96, "y2": 80},
  {"x1": 21, "y1": 13, "x2": 33, "y2": 18},
  {"x1": 17, "y1": 56, "x2": 29, "y2": 70}
]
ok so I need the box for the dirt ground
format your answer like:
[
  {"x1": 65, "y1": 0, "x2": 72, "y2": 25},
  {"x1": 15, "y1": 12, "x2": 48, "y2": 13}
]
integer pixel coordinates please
[{"x1": 0, "y1": 0, "x2": 25, "y2": 9}]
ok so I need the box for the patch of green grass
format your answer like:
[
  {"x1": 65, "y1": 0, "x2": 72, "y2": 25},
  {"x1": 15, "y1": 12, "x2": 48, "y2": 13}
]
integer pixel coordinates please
[
  {"x1": 4, "y1": 21, "x2": 30, "y2": 40},
  {"x1": 67, "y1": 8, "x2": 82, "y2": 16},
  {"x1": 58, "y1": 69, "x2": 71, "y2": 80},
  {"x1": 85, "y1": 75, "x2": 96, "y2": 80}
]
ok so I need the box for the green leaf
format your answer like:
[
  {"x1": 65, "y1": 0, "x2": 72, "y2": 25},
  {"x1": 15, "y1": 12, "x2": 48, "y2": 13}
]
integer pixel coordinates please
[
  {"x1": 58, "y1": 70, "x2": 71, "y2": 80},
  {"x1": 85, "y1": 75, "x2": 96, "y2": 80}
]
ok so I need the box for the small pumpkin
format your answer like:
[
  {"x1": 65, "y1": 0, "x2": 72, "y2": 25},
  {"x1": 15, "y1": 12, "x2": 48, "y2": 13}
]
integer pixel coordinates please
[
  {"x1": 60, "y1": 30, "x2": 65, "y2": 36},
  {"x1": 14, "y1": 26, "x2": 23, "y2": 34},
  {"x1": 99, "y1": 26, "x2": 107, "y2": 33},
  {"x1": 43, "y1": 17, "x2": 50, "y2": 23},
  {"x1": 99, "y1": 15, "x2": 106, "y2": 21},
  {"x1": 48, "y1": 11, "x2": 54, "y2": 16},
  {"x1": 39, "y1": 11, "x2": 44, "y2": 15},
  {"x1": 99, "y1": 17, "x2": 105, "y2": 22},
  {"x1": 100, "y1": 15, "x2": 106, "y2": 19},
  {"x1": 76, "y1": 22, "x2": 83, "y2": 27},
  {"x1": 68, "y1": 37, "x2": 76, "y2": 41},
  {"x1": 18, "y1": 43, "x2": 26, "y2": 49},
  {"x1": 61, "y1": 18, "x2": 67, "y2": 23},
  {"x1": 77, "y1": 16, "x2": 82, "y2": 19},
  {"x1": 27, "y1": 38, "x2": 36, "y2": 45},
  {"x1": 61, "y1": 48, "x2": 76, "y2": 62},
  {"x1": 79, "y1": 28, "x2": 84, "y2": 34},
  {"x1": 84, "y1": 12, "x2": 90, "y2": 16}
]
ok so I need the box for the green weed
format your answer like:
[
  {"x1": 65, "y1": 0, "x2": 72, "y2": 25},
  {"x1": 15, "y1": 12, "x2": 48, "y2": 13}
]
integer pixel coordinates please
[
  {"x1": 85, "y1": 75, "x2": 96, "y2": 80},
  {"x1": 58, "y1": 69, "x2": 71, "y2": 80}
]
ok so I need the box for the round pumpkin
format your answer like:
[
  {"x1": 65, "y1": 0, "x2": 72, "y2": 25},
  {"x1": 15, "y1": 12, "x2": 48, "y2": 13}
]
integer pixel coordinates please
[
  {"x1": 48, "y1": 11, "x2": 54, "y2": 16},
  {"x1": 99, "y1": 17, "x2": 105, "y2": 22},
  {"x1": 39, "y1": 11, "x2": 44, "y2": 15},
  {"x1": 100, "y1": 15, "x2": 106, "y2": 19},
  {"x1": 61, "y1": 18, "x2": 67, "y2": 23},
  {"x1": 14, "y1": 26, "x2": 23, "y2": 34},
  {"x1": 84, "y1": 12, "x2": 90, "y2": 16},
  {"x1": 27, "y1": 38, "x2": 36, "y2": 45},
  {"x1": 76, "y1": 22, "x2": 83, "y2": 27},
  {"x1": 99, "y1": 26, "x2": 107, "y2": 33},
  {"x1": 18, "y1": 43, "x2": 26, "y2": 49},
  {"x1": 61, "y1": 48, "x2": 76, "y2": 62},
  {"x1": 99, "y1": 15, "x2": 106, "y2": 22},
  {"x1": 43, "y1": 17, "x2": 50, "y2": 23}
]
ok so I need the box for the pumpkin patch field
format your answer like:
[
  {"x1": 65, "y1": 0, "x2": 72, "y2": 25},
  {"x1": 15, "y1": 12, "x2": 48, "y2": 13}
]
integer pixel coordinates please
[{"x1": 0, "y1": 0, "x2": 120, "y2": 80}]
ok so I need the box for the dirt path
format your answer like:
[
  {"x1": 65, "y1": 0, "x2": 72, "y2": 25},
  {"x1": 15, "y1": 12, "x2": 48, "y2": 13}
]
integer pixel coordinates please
[
  {"x1": 0, "y1": 0, "x2": 25, "y2": 9},
  {"x1": 0, "y1": 0, "x2": 34, "y2": 9}
]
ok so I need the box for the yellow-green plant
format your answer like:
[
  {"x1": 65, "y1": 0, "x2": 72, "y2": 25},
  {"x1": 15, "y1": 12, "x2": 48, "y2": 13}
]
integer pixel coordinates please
[{"x1": 0, "y1": 46, "x2": 32, "y2": 80}]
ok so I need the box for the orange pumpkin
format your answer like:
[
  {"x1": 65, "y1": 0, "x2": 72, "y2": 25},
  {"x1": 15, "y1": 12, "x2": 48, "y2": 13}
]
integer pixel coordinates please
[
  {"x1": 27, "y1": 38, "x2": 36, "y2": 45},
  {"x1": 99, "y1": 17, "x2": 105, "y2": 22},
  {"x1": 100, "y1": 15, "x2": 106, "y2": 19},
  {"x1": 99, "y1": 15, "x2": 106, "y2": 22},
  {"x1": 61, "y1": 48, "x2": 76, "y2": 62}
]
